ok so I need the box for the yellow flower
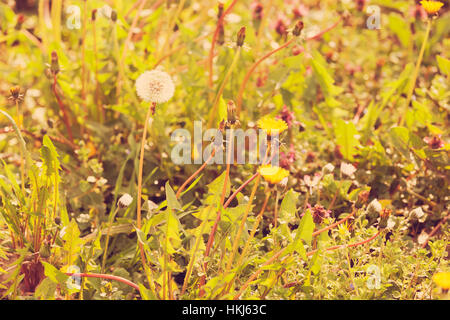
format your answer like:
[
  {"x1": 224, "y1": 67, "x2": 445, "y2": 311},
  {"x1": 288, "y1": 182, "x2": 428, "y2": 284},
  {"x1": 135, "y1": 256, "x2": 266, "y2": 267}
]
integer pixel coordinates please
[
  {"x1": 433, "y1": 272, "x2": 450, "y2": 290},
  {"x1": 257, "y1": 117, "x2": 288, "y2": 136},
  {"x1": 420, "y1": 1, "x2": 444, "y2": 14},
  {"x1": 258, "y1": 165, "x2": 289, "y2": 184}
]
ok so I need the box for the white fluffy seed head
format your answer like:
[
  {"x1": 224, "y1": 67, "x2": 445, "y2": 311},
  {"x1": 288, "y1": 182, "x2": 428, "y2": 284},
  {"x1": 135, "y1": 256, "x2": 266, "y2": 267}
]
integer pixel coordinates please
[
  {"x1": 340, "y1": 162, "x2": 356, "y2": 177},
  {"x1": 135, "y1": 70, "x2": 175, "y2": 103},
  {"x1": 118, "y1": 193, "x2": 133, "y2": 208}
]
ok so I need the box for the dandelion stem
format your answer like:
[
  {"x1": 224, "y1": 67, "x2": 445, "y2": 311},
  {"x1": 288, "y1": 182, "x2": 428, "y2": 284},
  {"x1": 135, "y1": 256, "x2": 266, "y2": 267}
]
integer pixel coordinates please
[
  {"x1": 101, "y1": 207, "x2": 120, "y2": 274},
  {"x1": 65, "y1": 272, "x2": 140, "y2": 293},
  {"x1": 207, "y1": 47, "x2": 242, "y2": 129},
  {"x1": 52, "y1": 74, "x2": 74, "y2": 142},
  {"x1": 136, "y1": 102, "x2": 156, "y2": 280},
  {"x1": 198, "y1": 128, "x2": 234, "y2": 296},
  {"x1": 234, "y1": 230, "x2": 380, "y2": 299},
  {"x1": 176, "y1": 147, "x2": 217, "y2": 199},
  {"x1": 208, "y1": 0, "x2": 238, "y2": 88},
  {"x1": 399, "y1": 18, "x2": 431, "y2": 127},
  {"x1": 236, "y1": 18, "x2": 342, "y2": 116}
]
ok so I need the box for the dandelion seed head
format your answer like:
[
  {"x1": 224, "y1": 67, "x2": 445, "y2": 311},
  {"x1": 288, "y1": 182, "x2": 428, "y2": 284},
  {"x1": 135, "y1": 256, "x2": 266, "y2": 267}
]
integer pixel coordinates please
[
  {"x1": 118, "y1": 193, "x2": 133, "y2": 208},
  {"x1": 340, "y1": 162, "x2": 356, "y2": 177},
  {"x1": 135, "y1": 70, "x2": 175, "y2": 103}
]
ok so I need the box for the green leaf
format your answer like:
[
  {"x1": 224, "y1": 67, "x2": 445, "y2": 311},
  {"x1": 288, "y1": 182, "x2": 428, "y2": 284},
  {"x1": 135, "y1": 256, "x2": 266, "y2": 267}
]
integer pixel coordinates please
[
  {"x1": 388, "y1": 14, "x2": 411, "y2": 48},
  {"x1": 138, "y1": 283, "x2": 156, "y2": 300},
  {"x1": 61, "y1": 219, "x2": 82, "y2": 266},
  {"x1": 218, "y1": 96, "x2": 227, "y2": 126},
  {"x1": 42, "y1": 262, "x2": 69, "y2": 285},
  {"x1": 204, "y1": 171, "x2": 230, "y2": 206},
  {"x1": 311, "y1": 51, "x2": 343, "y2": 107},
  {"x1": 279, "y1": 189, "x2": 298, "y2": 222},
  {"x1": 334, "y1": 119, "x2": 359, "y2": 161},
  {"x1": 34, "y1": 277, "x2": 57, "y2": 299},
  {"x1": 164, "y1": 209, "x2": 182, "y2": 254},
  {"x1": 436, "y1": 55, "x2": 450, "y2": 77},
  {"x1": 297, "y1": 209, "x2": 314, "y2": 246},
  {"x1": 165, "y1": 182, "x2": 182, "y2": 211}
]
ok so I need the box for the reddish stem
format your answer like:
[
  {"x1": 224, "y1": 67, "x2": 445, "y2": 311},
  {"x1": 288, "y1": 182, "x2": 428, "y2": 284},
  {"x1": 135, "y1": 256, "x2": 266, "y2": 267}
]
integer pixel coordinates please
[
  {"x1": 235, "y1": 230, "x2": 380, "y2": 299},
  {"x1": 236, "y1": 18, "x2": 342, "y2": 115},
  {"x1": 65, "y1": 272, "x2": 140, "y2": 292},
  {"x1": 52, "y1": 74, "x2": 74, "y2": 142},
  {"x1": 176, "y1": 148, "x2": 216, "y2": 198},
  {"x1": 208, "y1": 0, "x2": 238, "y2": 88}
]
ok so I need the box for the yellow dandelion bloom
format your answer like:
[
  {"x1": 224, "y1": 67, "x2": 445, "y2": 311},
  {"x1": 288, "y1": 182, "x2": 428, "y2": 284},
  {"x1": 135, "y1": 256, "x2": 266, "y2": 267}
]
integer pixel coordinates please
[
  {"x1": 420, "y1": 1, "x2": 444, "y2": 14},
  {"x1": 257, "y1": 117, "x2": 288, "y2": 136},
  {"x1": 433, "y1": 272, "x2": 450, "y2": 290},
  {"x1": 258, "y1": 165, "x2": 289, "y2": 184}
]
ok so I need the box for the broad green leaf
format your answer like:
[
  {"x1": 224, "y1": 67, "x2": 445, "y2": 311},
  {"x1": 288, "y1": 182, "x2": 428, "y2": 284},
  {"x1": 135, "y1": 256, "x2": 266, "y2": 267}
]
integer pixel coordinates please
[
  {"x1": 388, "y1": 14, "x2": 411, "y2": 47},
  {"x1": 436, "y1": 55, "x2": 450, "y2": 77},
  {"x1": 165, "y1": 181, "x2": 182, "y2": 210},
  {"x1": 34, "y1": 277, "x2": 57, "y2": 300},
  {"x1": 61, "y1": 219, "x2": 82, "y2": 266},
  {"x1": 279, "y1": 189, "x2": 298, "y2": 222},
  {"x1": 297, "y1": 209, "x2": 314, "y2": 246},
  {"x1": 204, "y1": 171, "x2": 230, "y2": 206},
  {"x1": 42, "y1": 262, "x2": 69, "y2": 285},
  {"x1": 334, "y1": 119, "x2": 359, "y2": 161}
]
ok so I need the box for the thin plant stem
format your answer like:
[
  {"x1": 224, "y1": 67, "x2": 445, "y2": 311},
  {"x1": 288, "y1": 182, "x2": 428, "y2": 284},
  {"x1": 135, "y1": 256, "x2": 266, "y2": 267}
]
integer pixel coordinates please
[
  {"x1": 399, "y1": 18, "x2": 431, "y2": 127},
  {"x1": 224, "y1": 145, "x2": 270, "y2": 277},
  {"x1": 52, "y1": 74, "x2": 74, "y2": 142},
  {"x1": 15, "y1": 100, "x2": 25, "y2": 194},
  {"x1": 92, "y1": 11, "x2": 103, "y2": 122},
  {"x1": 117, "y1": 0, "x2": 149, "y2": 99},
  {"x1": 136, "y1": 102, "x2": 156, "y2": 279},
  {"x1": 175, "y1": 147, "x2": 216, "y2": 198},
  {"x1": 236, "y1": 191, "x2": 271, "y2": 268},
  {"x1": 198, "y1": 128, "x2": 234, "y2": 297},
  {"x1": 236, "y1": 18, "x2": 342, "y2": 115},
  {"x1": 208, "y1": 0, "x2": 238, "y2": 88},
  {"x1": 65, "y1": 272, "x2": 140, "y2": 292},
  {"x1": 101, "y1": 207, "x2": 120, "y2": 274},
  {"x1": 207, "y1": 47, "x2": 242, "y2": 129},
  {"x1": 81, "y1": 0, "x2": 88, "y2": 121},
  {"x1": 234, "y1": 231, "x2": 380, "y2": 299}
]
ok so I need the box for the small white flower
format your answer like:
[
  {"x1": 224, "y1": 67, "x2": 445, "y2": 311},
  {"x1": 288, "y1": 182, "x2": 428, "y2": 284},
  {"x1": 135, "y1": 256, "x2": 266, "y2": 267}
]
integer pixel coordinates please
[
  {"x1": 340, "y1": 162, "x2": 356, "y2": 177},
  {"x1": 322, "y1": 163, "x2": 335, "y2": 174},
  {"x1": 135, "y1": 70, "x2": 175, "y2": 103},
  {"x1": 87, "y1": 176, "x2": 97, "y2": 183},
  {"x1": 367, "y1": 199, "x2": 382, "y2": 215},
  {"x1": 118, "y1": 193, "x2": 133, "y2": 208}
]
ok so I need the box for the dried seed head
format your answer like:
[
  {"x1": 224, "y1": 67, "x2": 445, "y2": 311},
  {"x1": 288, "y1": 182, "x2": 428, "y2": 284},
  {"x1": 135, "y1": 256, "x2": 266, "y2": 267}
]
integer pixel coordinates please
[
  {"x1": 9, "y1": 86, "x2": 21, "y2": 99},
  {"x1": 50, "y1": 51, "x2": 59, "y2": 76},
  {"x1": 118, "y1": 193, "x2": 133, "y2": 208},
  {"x1": 227, "y1": 100, "x2": 237, "y2": 125},
  {"x1": 293, "y1": 20, "x2": 304, "y2": 36},
  {"x1": 111, "y1": 10, "x2": 118, "y2": 22},
  {"x1": 135, "y1": 70, "x2": 175, "y2": 104},
  {"x1": 92, "y1": 9, "x2": 97, "y2": 21},
  {"x1": 236, "y1": 26, "x2": 246, "y2": 47}
]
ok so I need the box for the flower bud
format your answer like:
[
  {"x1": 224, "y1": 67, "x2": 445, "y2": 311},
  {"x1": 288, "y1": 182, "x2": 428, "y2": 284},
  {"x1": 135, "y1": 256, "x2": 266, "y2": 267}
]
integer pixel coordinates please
[
  {"x1": 293, "y1": 20, "x2": 304, "y2": 36},
  {"x1": 236, "y1": 26, "x2": 246, "y2": 47},
  {"x1": 111, "y1": 10, "x2": 118, "y2": 22},
  {"x1": 50, "y1": 51, "x2": 59, "y2": 76},
  {"x1": 227, "y1": 100, "x2": 238, "y2": 125},
  {"x1": 92, "y1": 9, "x2": 97, "y2": 21}
]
